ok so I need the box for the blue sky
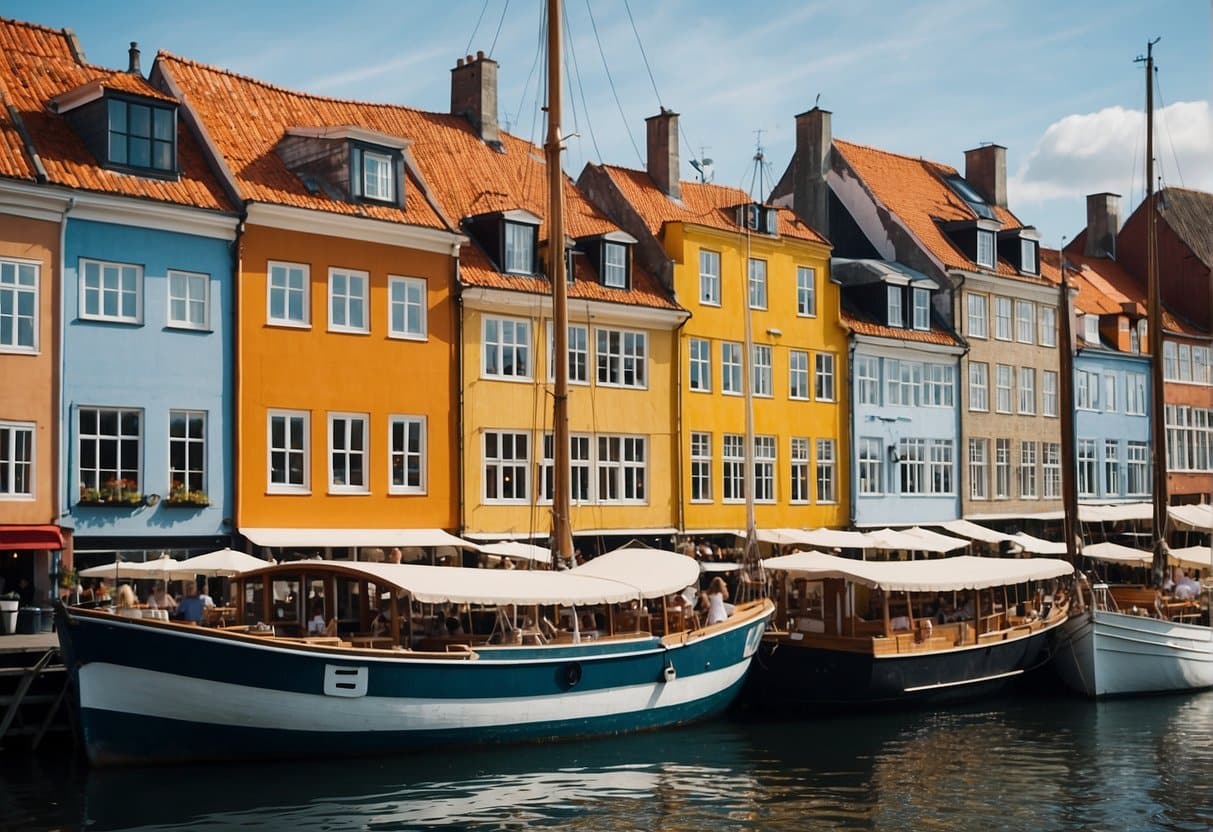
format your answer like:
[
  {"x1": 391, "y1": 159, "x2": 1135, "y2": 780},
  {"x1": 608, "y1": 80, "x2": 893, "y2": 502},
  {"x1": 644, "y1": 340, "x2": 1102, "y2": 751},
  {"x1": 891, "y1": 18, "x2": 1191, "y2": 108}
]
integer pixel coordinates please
[{"x1": 8, "y1": 0, "x2": 1211, "y2": 248}]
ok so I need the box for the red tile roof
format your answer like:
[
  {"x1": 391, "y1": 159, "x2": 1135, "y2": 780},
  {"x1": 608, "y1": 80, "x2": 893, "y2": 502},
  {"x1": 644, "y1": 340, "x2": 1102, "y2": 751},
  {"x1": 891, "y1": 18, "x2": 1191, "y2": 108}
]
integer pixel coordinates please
[
  {"x1": 0, "y1": 17, "x2": 231, "y2": 211},
  {"x1": 594, "y1": 164, "x2": 828, "y2": 245},
  {"x1": 833, "y1": 139, "x2": 1046, "y2": 283},
  {"x1": 840, "y1": 310, "x2": 963, "y2": 347},
  {"x1": 158, "y1": 54, "x2": 678, "y2": 311}
]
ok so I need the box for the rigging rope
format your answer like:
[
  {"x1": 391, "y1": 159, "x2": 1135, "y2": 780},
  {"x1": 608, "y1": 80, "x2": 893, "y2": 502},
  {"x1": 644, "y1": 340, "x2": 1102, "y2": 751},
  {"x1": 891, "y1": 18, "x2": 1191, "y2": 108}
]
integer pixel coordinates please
[{"x1": 583, "y1": 0, "x2": 644, "y2": 166}]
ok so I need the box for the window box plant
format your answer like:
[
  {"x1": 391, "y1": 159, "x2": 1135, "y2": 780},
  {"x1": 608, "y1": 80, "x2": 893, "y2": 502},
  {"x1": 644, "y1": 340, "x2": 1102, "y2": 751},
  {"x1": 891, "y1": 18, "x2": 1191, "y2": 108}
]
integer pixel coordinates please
[
  {"x1": 166, "y1": 481, "x2": 210, "y2": 507},
  {"x1": 78, "y1": 478, "x2": 143, "y2": 507}
]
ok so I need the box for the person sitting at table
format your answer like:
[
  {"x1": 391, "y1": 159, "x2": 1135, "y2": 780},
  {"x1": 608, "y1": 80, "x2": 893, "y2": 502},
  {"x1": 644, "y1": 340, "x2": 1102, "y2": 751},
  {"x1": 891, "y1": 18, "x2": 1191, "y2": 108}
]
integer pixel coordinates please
[
  {"x1": 1173, "y1": 570, "x2": 1201, "y2": 601},
  {"x1": 371, "y1": 606, "x2": 390, "y2": 637},
  {"x1": 176, "y1": 582, "x2": 205, "y2": 623},
  {"x1": 307, "y1": 601, "x2": 327, "y2": 634},
  {"x1": 114, "y1": 584, "x2": 137, "y2": 610},
  {"x1": 197, "y1": 582, "x2": 216, "y2": 609},
  {"x1": 146, "y1": 582, "x2": 176, "y2": 612}
]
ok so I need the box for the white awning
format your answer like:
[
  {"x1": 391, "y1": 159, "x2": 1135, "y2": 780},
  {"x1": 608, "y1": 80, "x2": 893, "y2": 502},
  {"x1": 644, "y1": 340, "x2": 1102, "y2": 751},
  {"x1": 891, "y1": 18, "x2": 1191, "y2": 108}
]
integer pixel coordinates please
[
  {"x1": 240, "y1": 528, "x2": 480, "y2": 550},
  {"x1": 939, "y1": 519, "x2": 1014, "y2": 544},
  {"x1": 79, "y1": 555, "x2": 182, "y2": 579},
  {"x1": 755, "y1": 528, "x2": 812, "y2": 546},
  {"x1": 1009, "y1": 533, "x2": 1069, "y2": 556},
  {"x1": 865, "y1": 528, "x2": 926, "y2": 551},
  {"x1": 1169, "y1": 504, "x2": 1212, "y2": 532},
  {"x1": 964, "y1": 509, "x2": 1062, "y2": 522},
  {"x1": 1080, "y1": 541, "x2": 1153, "y2": 566},
  {"x1": 1171, "y1": 546, "x2": 1213, "y2": 570},
  {"x1": 571, "y1": 548, "x2": 701, "y2": 600},
  {"x1": 477, "y1": 541, "x2": 551, "y2": 564},
  {"x1": 798, "y1": 528, "x2": 875, "y2": 549},
  {"x1": 761, "y1": 551, "x2": 1073, "y2": 592},
  {"x1": 901, "y1": 527, "x2": 972, "y2": 552},
  {"x1": 1079, "y1": 502, "x2": 1152, "y2": 522},
  {"x1": 166, "y1": 548, "x2": 271, "y2": 578}
]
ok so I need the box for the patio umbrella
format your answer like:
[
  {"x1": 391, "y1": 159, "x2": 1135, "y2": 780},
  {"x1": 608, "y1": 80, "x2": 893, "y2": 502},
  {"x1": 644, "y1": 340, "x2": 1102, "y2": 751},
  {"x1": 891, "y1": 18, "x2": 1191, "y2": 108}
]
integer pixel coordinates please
[
  {"x1": 478, "y1": 541, "x2": 551, "y2": 566},
  {"x1": 163, "y1": 548, "x2": 269, "y2": 578}
]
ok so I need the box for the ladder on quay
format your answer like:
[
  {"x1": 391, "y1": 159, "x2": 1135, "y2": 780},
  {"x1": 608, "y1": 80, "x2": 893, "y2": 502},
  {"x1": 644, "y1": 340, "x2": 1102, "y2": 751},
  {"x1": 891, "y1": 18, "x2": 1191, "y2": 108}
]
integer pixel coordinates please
[{"x1": 0, "y1": 648, "x2": 72, "y2": 750}]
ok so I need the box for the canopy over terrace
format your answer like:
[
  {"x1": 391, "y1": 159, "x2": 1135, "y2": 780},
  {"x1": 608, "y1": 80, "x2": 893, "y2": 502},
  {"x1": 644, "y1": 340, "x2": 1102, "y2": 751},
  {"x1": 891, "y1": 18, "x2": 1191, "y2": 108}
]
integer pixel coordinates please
[
  {"x1": 797, "y1": 528, "x2": 876, "y2": 549},
  {"x1": 1080, "y1": 541, "x2": 1154, "y2": 567},
  {"x1": 1008, "y1": 533, "x2": 1069, "y2": 556},
  {"x1": 762, "y1": 551, "x2": 1073, "y2": 593},
  {"x1": 1169, "y1": 504, "x2": 1213, "y2": 532},
  {"x1": 78, "y1": 555, "x2": 181, "y2": 580},
  {"x1": 938, "y1": 519, "x2": 1014, "y2": 544},
  {"x1": 477, "y1": 541, "x2": 551, "y2": 565},
  {"x1": 866, "y1": 527, "x2": 970, "y2": 553},
  {"x1": 240, "y1": 528, "x2": 480, "y2": 551}
]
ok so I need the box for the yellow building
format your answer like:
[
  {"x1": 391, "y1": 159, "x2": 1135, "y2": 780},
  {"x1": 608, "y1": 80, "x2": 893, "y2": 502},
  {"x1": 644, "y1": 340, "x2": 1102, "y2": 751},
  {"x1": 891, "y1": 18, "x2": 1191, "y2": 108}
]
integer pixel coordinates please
[{"x1": 579, "y1": 111, "x2": 848, "y2": 533}]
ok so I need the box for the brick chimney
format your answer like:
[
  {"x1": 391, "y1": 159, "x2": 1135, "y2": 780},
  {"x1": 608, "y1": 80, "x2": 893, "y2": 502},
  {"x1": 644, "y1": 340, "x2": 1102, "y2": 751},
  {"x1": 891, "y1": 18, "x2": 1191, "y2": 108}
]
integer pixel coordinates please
[
  {"x1": 127, "y1": 41, "x2": 141, "y2": 76},
  {"x1": 1083, "y1": 192, "x2": 1120, "y2": 259},
  {"x1": 793, "y1": 107, "x2": 831, "y2": 236},
  {"x1": 963, "y1": 144, "x2": 1007, "y2": 208},
  {"x1": 645, "y1": 108, "x2": 680, "y2": 200},
  {"x1": 451, "y1": 51, "x2": 499, "y2": 145}
]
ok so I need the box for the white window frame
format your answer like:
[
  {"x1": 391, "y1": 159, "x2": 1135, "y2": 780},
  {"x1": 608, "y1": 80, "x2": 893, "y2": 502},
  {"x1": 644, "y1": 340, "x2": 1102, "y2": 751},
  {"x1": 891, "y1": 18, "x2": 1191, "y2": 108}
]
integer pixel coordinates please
[
  {"x1": 815, "y1": 352, "x2": 836, "y2": 402},
  {"x1": 929, "y1": 439, "x2": 954, "y2": 495},
  {"x1": 969, "y1": 437, "x2": 987, "y2": 501},
  {"x1": 595, "y1": 435, "x2": 647, "y2": 504},
  {"x1": 699, "y1": 250, "x2": 721, "y2": 306},
  {"x1": 78, "y1": 406, "x2": 142, "y2": 498},
  {"x1": 994, "y1": 296, "x2": 1012, "y2": 341},
  {"x1": 1126, "y1": 373, "x2": 1147, "y2": 416},
  {"x1": 923, "y1": 363, "x2": 954, "y2": 408},
  {"x1": 167, "y1": 409, "x2": 206, "y2": 496},
  {"x1": 995, "y1": 364, "x2": 1013, "y2": 414},
  {"x1": 482, "y1": 316, "x2": 532, "y2": 381},
  {"x1": 856, "y1": 355, "x2": 880, "y2": 405},
  {"x1": 388, "y1": 276, "x2": 427, "y2": 340},
  {"x1": 976, "y1": 230, "x2": 995, "y2": 269},
  {"x1": 1019, "y1": 440, "x2": 1038, "y2": 499},
  {"x1": 483, "y1": 430, "x2": 529, "y2": 504},
  {"x1": 897, "y1": 437, "x2": 926, "y2": 495},
  {"x1": 596, "y1": 328, "x2": 648, "y2": 389},
  {"x1": 1126, "y1": 442, "x2": 1149, "y2": 496},
  {"x1": 1015, "y1": 300, "x2": 1035, "y2": 344},
  {"x1": 789, "y1": 350, "x2": 810, "y2": 401},
  {"x1": 1039, "y1": 306, "x2": 1057, "y2": 347},
  {"x1": 267, "y1": 409, "x2": 309, "y2": 493},
  {"x1": 796, "y1": 266, "x2": 816, "y2": 317},
  {"x1": 969, "y1": 361, "x2": 989, "y2": 412},
  {"x1": 690, "y1": 431, "x2": 713, "y2": 503},
  {"x1": 1018, "y1": 367, "x2": 1035, "y2": 415},
  {"x1": 1104, "y1": 439, "x2": 1120, "y2": 497},
  {"x1": 547, "y1": 323, "x2": 589, "y2": 385},
  {"x1": 887, "y1": 285, "x2": 903, "y2": 327},
  {"x1": 966, "y1": 292, "x2": 987, "y2": 339},
  {"x1": 327, "y1": 413, "x2": 368, "y2": 494},
  {"x1": 858, "y1": 437, "x2": 884, "y2": 496},
  {"x1": 1043, "y1": 442, "x2": 1061, "y2": 499},
  {"x1": 1163, "y1": 341, "x2": 1178, "y2": 381},
  {"x1": 912, "y1": 287, "x2": 930, "y2": 330},
  {"x1": 388, "y1": 415, "x2": 426, "y2": 495},
  {"x1": 815, "y1": 438, "x2": 836, "y2": 503},
  {"x1": 361, "y1": 149, "x2": 395, "y2": 202},
  {"x1": 1084, "y1": 314, "x2": 1101, "y2": 345},
  {"x1": 689, "y1": 337, "x2": 712, "y2": 392},
  {"x1": 1104, "y1": 374, "x2": 1117, "y2": 412},
  {"x1": 267, "y1": 261, "x2": 309, "y2": 327},
  {"x1": 721, "y1": 342, "x2": 743, "y2": 396},
  {"x1": 602, "y1": 242, "x2": 627, "y2": 288},
  {"x1": 0, "y1": 420, "x2": 34, "y2": 498},
  {"x1": 1178, "y1": 343, "x2": 1193, "y2": 382},
  {"x1": 503, "y1": 222, "x2": 535, "y2": 275},
  {"x1": 80, "y1": 258, "x2": 142, "y2": 325},
  {"x1": 722, "y1": 433, "x2": 745, "y2": 503},
  {"x1": 748, "y1": 258, "x2": 767, "y2": 310},
  {"x1": 752, "y1": 344, "x2": 773, "y2": 398},
  {"x1": 328, "y1": 267, "x2": 369, "y2": 334},
  {"x1": 790, "y1": 436, "x2": 810, "y2": 503},
  {"x1": 1077, "y1": 439, "x2": 1097, "y2": 496},
  {"x1": 1021, "y1": 238, "x2": 1038, "y2": 274},
  {"x1": 754, "y1": 435, "x2": 776, "y2": 504},
  {"x1": 0, "y1": 258, "x2": 39, "y2": 352},
  {"x1": 166, "y1": 269, "x2": 210, "y2": 331},
  {"x1": 995, "y1": 438, "x2": 1011, "y2": 499},
  {"x1": 1043, "y1": 370, "x2": 1058, "y2": 417}
]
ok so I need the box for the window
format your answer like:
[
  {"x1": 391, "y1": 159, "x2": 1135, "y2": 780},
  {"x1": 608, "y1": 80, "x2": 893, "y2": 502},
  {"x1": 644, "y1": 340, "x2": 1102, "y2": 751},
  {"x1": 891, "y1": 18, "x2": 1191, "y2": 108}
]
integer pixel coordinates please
[
  {"x1": 1104, "y1": 374, "x2": 1117, "y2": 412},
  {"x1": 967, "y1": 293, "x2": 988, "y2": 338},
  {"x1": 722, "y1": 434, "x2": 745, "y2": 502},
  {"x1": 752, "y1": 345, "x2": 772, "y2": 398},
  {"x1": 690, "y1": 432, "x2": 712, "y2": 502},
  {"x1": 0, "y1": 421, "x2": 34, "y2": 497},
  {"x1": 887, "y1": 285, "x2": 903, "y2": 327},
  {"x1": 1084, "y1": 314, "x2": 1100, "y2": 345},
  {"x1": 1015, "y1": 300, "x2": 1035, "y2": 344},
  {"x1": 0, "y1": 259, "x2": 37, "y2": 350},
  {"x1": 484, "y1": 431, "x2": 529, "y2": 502},
  {"x1": 355, "y1": 147, "x2": 395, "y2": 203},
  {"x1": 689, "y1": 338, "x2": 712, "y2": 392},
  {"x1": 1193, "y1": 347, "x2": 1211, "y2": 385},
  {"x1": 858, "y1": 437, "x2": 884, "y2": 495},
  {"x1": 602, "y1": 242, "x2": 627, "y2": 288},
  {"x1": 107, "y1": 97, "x2": 174, "y2": 172},
  {"x1": 547, "y1": 323, "x2": 589, "y2": 384},
  {"x1": 995, "y1": 438, "x2": 1011, "y2": 499},
  {"x1": 796, "y1": 266, "x2": 816, "y2": 316},
  {"x1": 1018, "y1": 367, "x2": 1035, "y2": 415},
  {"x1": 748, "y1": 258, "x2": 767, "y2": 309},
  {"x1": 168, "y1": 409, "x2": 205, "y2": 496},
  {"x1": 503, "y1": 222, "x2": 536, "y2": 274},
  {"x1": 328, "y1": 414, "x2": 367, "y2": 492},
  {"x1": 596, "y1": 328, "x2": 647, "y2": 388},
  {"x1": 1163, "y1": 341, "x2": 1178, "y2": 380},
  {"x1": 857, "y1": 356, "x2": 880, "y2": 405},
  {"x1": 597, "y1": 436, "x2": 646, "y2": 503},
  {"x1": 1019, "y1": 441, "x2": 1037, "y2": 499},
  {"x1": 78, "y1": 407, "x2": 141, "y2": 497},
  {"x1": 815, "y1": 439, "x2": 836, "y2": 503},
  {"x1": 388, "y1": 277, "x2": 427, "y2": 339},
  {"x1": 995, "y1": 364, "x2": 1013, "y2": 413},
  {"x1": 887, "y1": 359, "x2": 922, "y2": 407},
  {"x1": 80, "y1": 259, "x2": 141, "y2": 324},
  {"x1": 790, "y1": 437, "x2": 810, "y2": 503},
  {"x1": 1042, "y1": 371, "x2": 1058, "y2": 417},
  {"x1": 969, "y1": 362, "x2": 989, "y2": 412},
  {"x1": 1165, "y1": 406, "x2": 1213, "y2": 473},
  {"x1": 1077, "y1": 439, "x2": 1096, "y2": 496},
  {"x1": 389, "y1": 416, "x2": 426, "y2": 493},
  {"x1": 994, "y1": 296, "x2": 1012, "y2": 341},
  {"x1": 267, "y1": 261, "x2": 308, "y2": 326},
  {"x1": 912, "y1": 287, "x2": 931, "y2": 330},
  {"x1": 1104, "y1": 440, "x2": 1120, "y2": 496},
  {"x1": 1076, "y1": 370, "x2": 1099, "y2": 410},
  {"x1": 976, "y1": 230, "x2": 995, "y2": 268},
  {"x1": 1178, "y1": 344, "x2": 1193, "y2": 381},
  {"x1": 969, "y1": 438, "x2": 987, "y2": 500},
  {"x1": 165, "y1": 270, "x2": 210, "y2": 330},
  {"x1": 923, "y1": 364, "x2": 955, "y2": 408},
  {"x1": 897, "y1": 438, "x2": 925, "y2": 494},
  {"x1": 329, "y1": 268, "x2": 368, "y2": 333},
  {"x1": 268, "y1": 410, "x2": 308, "y2": 491},
  {"x1": 929, "y1": 440, "x2": 954, "y2": 495},
  {"x1": 1039, "y1": 306, "x2": 1057, "y2": 347},
  {"x1": 483, "y1": 317, "x2": 531, "y2": 379},
  {"x1": 1126, "y1": 442, "x2": 1149, "y2": 495},
  {"x1": 542, "y1": 434, "x2": 592, "y2": 503},
  {"x1": 1043, "y1": 443, "x2": 1061, "y2": 499},
  {"x1": 721, "y1": 342, "x2": 743, "y2": 395},
  {"x1": 754, "y1": 436, "x2": 775, "y2": 503},
  {"x1": 789, "y1": 350, "x2": 810, "y2": 400},
  {"x1": 699, "y1": 250, "x2": 720, "y2": 305},
  {"x1": 815, "y1": 353, "x2": 836, "y2": 401},
  {"x1": 1021, "y1": 238, "x2": 1038, "y2": 274},
  {"x1": 1126, "y1": 373, "x2": 1147, "y2": 415}
]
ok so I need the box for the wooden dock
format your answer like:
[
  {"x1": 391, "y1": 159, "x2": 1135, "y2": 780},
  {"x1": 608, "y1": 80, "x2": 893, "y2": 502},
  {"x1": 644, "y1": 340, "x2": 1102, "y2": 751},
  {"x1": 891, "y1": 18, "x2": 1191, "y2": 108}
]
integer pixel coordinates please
[{"x1": 0, "y1": 633, "x2": 71, "y2": 751}]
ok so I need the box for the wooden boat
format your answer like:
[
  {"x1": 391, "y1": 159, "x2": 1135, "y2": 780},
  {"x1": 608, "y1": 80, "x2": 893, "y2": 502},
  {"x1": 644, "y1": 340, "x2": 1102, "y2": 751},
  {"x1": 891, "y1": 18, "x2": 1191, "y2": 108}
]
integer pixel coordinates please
[
  {"x1": 745, "y1": 552, "x2": 1072, "y2": 709},
  {"x1": 57, "y1": 548, "x2": 771, "y2": 765}
]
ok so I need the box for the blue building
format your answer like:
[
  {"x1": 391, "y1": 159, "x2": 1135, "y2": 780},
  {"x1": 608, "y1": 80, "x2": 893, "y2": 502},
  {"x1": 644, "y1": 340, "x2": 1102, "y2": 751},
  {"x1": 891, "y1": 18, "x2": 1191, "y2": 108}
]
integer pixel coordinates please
[{"x1": 836, "y1": 261, "x2": 966, "y2": 527}]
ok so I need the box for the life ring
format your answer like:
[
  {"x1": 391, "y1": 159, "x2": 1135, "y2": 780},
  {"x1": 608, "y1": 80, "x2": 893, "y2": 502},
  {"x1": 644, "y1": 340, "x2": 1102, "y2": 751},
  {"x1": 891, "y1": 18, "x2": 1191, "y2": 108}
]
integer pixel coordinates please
[{"x1": 563, "y1": 662, "x2": 582, "y2": 688}]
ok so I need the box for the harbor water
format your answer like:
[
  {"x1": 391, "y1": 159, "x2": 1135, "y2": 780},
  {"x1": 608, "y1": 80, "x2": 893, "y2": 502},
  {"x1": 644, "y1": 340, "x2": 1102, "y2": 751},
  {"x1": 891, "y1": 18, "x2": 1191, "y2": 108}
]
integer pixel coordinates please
[{"x1": 2, "y1": 690, "x2": 1212, "y2": 831}]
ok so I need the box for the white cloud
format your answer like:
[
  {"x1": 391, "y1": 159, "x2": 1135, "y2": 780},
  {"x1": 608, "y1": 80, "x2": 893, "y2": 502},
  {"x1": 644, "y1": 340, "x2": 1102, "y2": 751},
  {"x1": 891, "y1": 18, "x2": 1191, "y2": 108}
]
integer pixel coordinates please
[{"x1": 1010, "y1": 100, "x2": 1213, "y2": 203}]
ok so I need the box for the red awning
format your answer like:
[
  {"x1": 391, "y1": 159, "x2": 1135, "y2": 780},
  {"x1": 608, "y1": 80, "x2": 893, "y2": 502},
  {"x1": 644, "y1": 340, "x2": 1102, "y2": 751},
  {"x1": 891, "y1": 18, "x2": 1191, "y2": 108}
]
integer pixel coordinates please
[{"x1": 0, "y1": 525, "x2": 64, "y2": 551}]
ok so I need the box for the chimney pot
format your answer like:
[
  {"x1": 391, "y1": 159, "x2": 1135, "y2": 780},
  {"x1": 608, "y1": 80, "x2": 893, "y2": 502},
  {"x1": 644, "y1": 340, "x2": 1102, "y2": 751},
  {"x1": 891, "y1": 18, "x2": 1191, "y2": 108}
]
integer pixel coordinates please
[
  {"x1": 1084, "y1": 192, "x2": 1121, "y2": 259},
  {"x1": 127, "y1": 41, "x2": 141, "y2": 76},
  {"x1": 645, "y1": 109, "x2": 680, "y2": 200},
  {"x1": 456, "y1": 57, "x2": 464, "y2": 67},
  {"x1": 476, "y1": 50, "x2": 485, "y2": 60},
  {"x1": 963, "y1": 144, "x2": 1007, "y2": 208},
  {"x1": 792, "y1": 107, "x2": 832, "y2": 235},
  {"x1": 451, "y1": 53, "x2": 500, "y2": 144}
]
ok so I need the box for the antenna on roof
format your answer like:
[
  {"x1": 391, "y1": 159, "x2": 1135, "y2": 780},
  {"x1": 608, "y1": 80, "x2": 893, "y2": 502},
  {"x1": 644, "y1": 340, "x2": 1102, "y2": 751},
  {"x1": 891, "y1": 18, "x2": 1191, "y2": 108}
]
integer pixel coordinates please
[
  {"x1": 748, "y1": 129, "x2": 773, "y2": 202},
  {"x1": 689, "y1": 146, "x2": 714, "y2": 183}
]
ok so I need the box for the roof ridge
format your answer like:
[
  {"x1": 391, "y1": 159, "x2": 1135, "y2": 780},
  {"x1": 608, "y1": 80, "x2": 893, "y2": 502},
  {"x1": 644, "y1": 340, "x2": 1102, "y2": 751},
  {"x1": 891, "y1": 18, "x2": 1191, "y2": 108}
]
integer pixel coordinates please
[
  {"x1": 599, "y1": 162, "x2": 751, "y2": 202},
  {"x1": 834, "y1": 137, "x2": 959, "y2": 175},
  {"x1": 0, "y1": 15, "x2": 71, "y2": 38}
]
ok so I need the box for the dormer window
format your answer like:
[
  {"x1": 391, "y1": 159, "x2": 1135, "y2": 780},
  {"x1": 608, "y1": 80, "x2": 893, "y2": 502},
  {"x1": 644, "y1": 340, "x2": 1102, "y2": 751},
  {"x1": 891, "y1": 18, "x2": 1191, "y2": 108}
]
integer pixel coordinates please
[
  {"x1": 912, "y1": 287, "x2": 930, "y2": 330},
  {"x1": 737, "y1": 203, "x2": 779, "y2": 235},
  {"x1": 107, "y1": 97, "x2": 176, "y2": 172},
  {"x1": 602, "y1": 242, "x2": 627, "y2": 288},
  {"x1": 1020, "y1": 238, "x2": 1038, "y2": 275},
  {"x1": 278, "y1": 127, "x2": 409, "y2": 206},
  {"x1": 1083, "y1": 314, "x2": 1100, "y2": 344},
  {"x1": 504, "y1": 221, "x2": 536, "y2": 274},
  {"x1": 887, "y1": 285, "x2": 904, "y2": 327},
  {"x1": 349, "y1": 144, "x2": 401, "y2": 205},
  {"x1": 976, "y1": 230, "x2": 995, "y2": 269}
]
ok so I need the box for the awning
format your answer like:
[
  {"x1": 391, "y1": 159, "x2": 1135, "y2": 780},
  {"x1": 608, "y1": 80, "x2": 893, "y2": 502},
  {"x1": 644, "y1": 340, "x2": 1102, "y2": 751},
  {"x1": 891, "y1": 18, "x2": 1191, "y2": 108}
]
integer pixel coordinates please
[
  {"x1": 964, "y1": 510, "x2": 1062, "y2": 522},
  {"x1": 755, "y1": 528, "x2": 812, "y2": 546},
  {"x1": 798, "y1": 528, "x2": 875, "y2": 549},
  {"x1": 79, "y1": 555, "x2": 182, "y2": 579},
  {"x1": 0, "y1": 524, "x2": 64, "y2": 551},
  {"x1": 1169, "y1": 504, "x2": 1212, "y2": 532},
  {"x1": 240, "y1": 528, "x2": 480, "y2": 550},
  {"x1": 166, "y1": 548, "x2": 271, "y2": 578},
  {"x1": 571, "y1": 548, "x2": 701, "y2": 599},
  {"x1": 477, "y1": 541, "x2": 551, "y2": 564},
  {"x1": 939, "y1": 519, "x2": 1014, "y2": 544},
  {"x1": 1080, "y1": 541, "x2": 1153, "y2": 566},
  {"x1": 1171, "y1": 546, "x2": 1213, "y2": 570},
  {"x1": 761, "y1": 551, "x2": 1073, "y2": 592},
  {"x1": 1079, "y1": 502, "x2": 1152, "y2": 523},
  {"x1": 901, "y1": 527, "x2": 971, "y2": 552},
  {"x1": 1009, "y1": 533, "x2": 1069, "y2": 556}
]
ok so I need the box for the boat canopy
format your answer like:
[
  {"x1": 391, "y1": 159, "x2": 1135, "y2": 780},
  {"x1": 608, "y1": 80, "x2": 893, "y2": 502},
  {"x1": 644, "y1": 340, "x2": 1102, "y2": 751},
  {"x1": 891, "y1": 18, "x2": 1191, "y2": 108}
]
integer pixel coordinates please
[
  {"x1": 761, "y1": 552, "x2": 1073, "y2": 592},
  {"x1": 938, "y1": 519, "x2": 1014, "y2": 544},
  {"x1": 240, "y1": 528, "x2": 481, "y2": 550},
  {"x1": 1169, "y1": 546, "x2": 1213, "y2": 570},
  {"x1": 477, "y1": 541, "x2": 551, "y2": 564},
  {"x1": 240, "y1": 548, "x2": 698, "y2": 607},
  {"x1": 1080, "y1": 541, "x2": 1153, "y2": 566}
]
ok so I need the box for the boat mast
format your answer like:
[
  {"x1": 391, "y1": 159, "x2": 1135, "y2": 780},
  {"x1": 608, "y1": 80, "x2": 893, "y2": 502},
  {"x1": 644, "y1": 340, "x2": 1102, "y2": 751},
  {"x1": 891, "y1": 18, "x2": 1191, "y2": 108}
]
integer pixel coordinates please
[
  {"x1": 1139, "y1": 39, "x2": 1168, "y2": 586},
  {"x1": 546, "y1": 0, "x2": 573, "y2": 566},
  {"x1": 739, "y1": 139, "x2": 763, "y2": 599},
  {"x1": 1056, "y1": 250, "x2": 1080, "y2": 561}
]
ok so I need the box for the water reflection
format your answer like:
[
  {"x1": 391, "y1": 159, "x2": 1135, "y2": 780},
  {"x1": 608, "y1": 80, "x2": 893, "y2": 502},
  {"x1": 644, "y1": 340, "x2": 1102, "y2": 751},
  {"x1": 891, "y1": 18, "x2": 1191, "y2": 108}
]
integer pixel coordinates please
[{"x1": 3, "y1": 692, "x2": 1212, "y2": 831}]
